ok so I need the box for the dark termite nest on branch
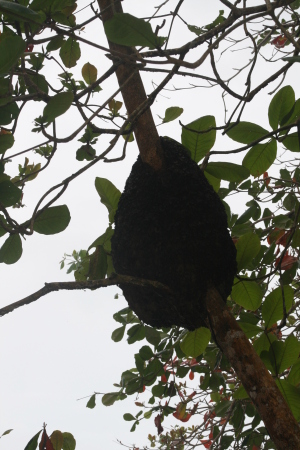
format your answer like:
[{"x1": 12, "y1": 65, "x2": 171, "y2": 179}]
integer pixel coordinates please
[{"x1": 111, "y1": 137, "x2": 237, "y2": 330}]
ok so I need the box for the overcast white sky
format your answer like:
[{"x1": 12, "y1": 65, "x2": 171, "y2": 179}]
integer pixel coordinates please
[{"x1": 1, "y1": 1, "x2": 300, "y2": 449}]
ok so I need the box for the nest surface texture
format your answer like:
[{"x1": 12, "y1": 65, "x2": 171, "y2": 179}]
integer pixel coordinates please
[{"x1": 111, "y1": 137, "x2": 237, "y2": 330}]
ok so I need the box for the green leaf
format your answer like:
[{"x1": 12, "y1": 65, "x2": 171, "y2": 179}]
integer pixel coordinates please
[
  {"x1": 62, "y1": 432, "x2": 76, "y2": 450},
  {"x1": 43, "y1": 92, "x2": 73, "y2": 123},
  {"x1": 0, "y1": 180, "x2": 22, "y2": 207},
  {"x1": 86, "y1": 394, "x2": 96, "y2": 409},
  {"x1": 123, "y1": 413, "x2": 136, "y2": 421},
  {"x1": 76, "y1": 144, "x2": 96, "y2": 161},
  {"x1": 47, "y1": 35, "x2": 65, "y2": 52},
  {"x1": 238, "y1": 321, "x2": 263, "y2": 339},
  {"x1": 82, "y1": 62, "x2": 97, "y2": 85},
  {"x1": 268, "y1": 86, "x2": 295, "y2": 130},
  {"x1": 180, "y1": 327, "x2": 211, "y2": 358},
  {"x1": 0, "y1": 234, "x2": 22, "y2": 264},
  {"x1": 24, "y1": 430, "x2": 42, "y2": 450},
  {"x1": 0, "y1": 1, "x2": 42, "y2": 23},
  {"x1": 127, "y1": 324, "x2": 145, "y2": 344},
  {"x1": 0, "y1": 35, "x2": 26, "y2": 74},
  {"x1": 104, "y1": 13, "x2": 165, "y2": 49},
  {"x1": 89, "y1": 226, "x2": 114, "y2": 250},
  {"x1": 139, "y1": 345, "x2": 154, "y2": 360},
  {"x1": 242, "y1": 140, "x2": 277, "y2": 177},
  {"x1": 0, "y1": 214, "x2": 8, "y2": 237},
  {"x1": 102, "y1": 392, "x2": 121, "y2": 406},
  {"x1": 231, "y1": 278, "x2": 263, "y2": 310},
  {"x1": 162, "y1": 106, "x2": 183, "y2": 123},
  {"x1": 262, "y1": 286, "x2": 293, "y2": 327},
  {"x1": 205, "y1": 162, "x2": 250, "y2": 182},
  {"x1": 50, "y1": 430, "x2": 63, "y2": 450},
  {"x1": 226, "y1": 122, "x2": 268, "y2": 144},
  {"x1": 60, "y1": 37, "x2": 81, "y2": 68},
  {"x1": 33, "y1": 205, "x2": 71, "y2": 235},
  {"x1": 235, "y1": 233, "x2": 261, "y2": 271},
  {"x1": 0, "y1": 133, "x2": 14, "y2": 154},
  {"x1": 282, "y1": 56, "x2": 300, "y2": 62},
  {"x1": 214, "y1": 400, "x2": 232, "y2": 417},
  {"x1": 1, "y1": 429, "x2": 13, "y2": 437},
  {"x1": 0, "y1": 102, "x2": 19, "y2": 125},
  {"x1": 111, "y1": 325, "x2": 125, "y2": 342},
  {"x1": 253, "y1": 333, "x2": 277, "y2": 356},
  {"x1": 26, "y1": 73, "x2": 49, "y2": 96},
  {"x1": 288, "y1": 359, "x2": 300, "y2": 386},
  {"x1": 181, "y1": 115, "x2": 216, "y2": 163},
  {"x1": 270, "y1": 334, "x2": 300, "y2": 374},
  {"x1": 145, "y1": 326, "x2": 161, "y2": 346},
  {"x1": 88, "y1": 245, "x2": 107, "y2": 280},
  {"x1": 282, "y1": 133, "x2": 300, "y2": 152},
  {"x1": 95, "y1": 177, "x2": 121, "y2": 223},
  {"x1": 233, "y1": 385, "x2": 248, "y2": 400},
  {"x1": 276, "y1": 379, "x2": 300, "y2": 421},
  {"x1": 281, "y1": 98, "x2": 300, "y2": 126},
  {"x1": 204, "y1": 171, "x2": 220, "y2": 192}
]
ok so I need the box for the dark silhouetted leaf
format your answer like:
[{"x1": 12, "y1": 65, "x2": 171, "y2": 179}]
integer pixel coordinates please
[
  {"x1": 0, "y1": 35, "x2": 26, "y2": 74},
  {"x1": 0, "y1": 180, "x2": 22, "y2": 207}
]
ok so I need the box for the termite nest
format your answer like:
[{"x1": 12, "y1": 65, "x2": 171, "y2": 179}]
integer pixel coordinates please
[{"x1": 111, "y1": 137, "x2": 237, "y2": 330}]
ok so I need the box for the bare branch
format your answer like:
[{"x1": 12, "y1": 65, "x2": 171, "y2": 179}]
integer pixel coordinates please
[{"x1": 0, "y1": 275, "x2": 173, "y2": 317}]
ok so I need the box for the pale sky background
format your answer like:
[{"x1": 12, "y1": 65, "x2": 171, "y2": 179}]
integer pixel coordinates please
[{"x1": 1, "y1": 1, "x2": 300, "y2": 449}]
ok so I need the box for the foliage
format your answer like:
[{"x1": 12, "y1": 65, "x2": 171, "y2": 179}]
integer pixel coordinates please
[{"x1": 1, "y1": 0, "x2": 300, "y2": 449}]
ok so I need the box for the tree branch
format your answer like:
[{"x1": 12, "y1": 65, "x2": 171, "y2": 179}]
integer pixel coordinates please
[
  {"x1": 97, "y1": 0, "x2": 163, "y2": 170},
  {"x1": 205, "y1": 287, "x2": 300, "y2": 449},
  {"x1": 0, "y1": 275, "x2": 173, "y2": 317}
]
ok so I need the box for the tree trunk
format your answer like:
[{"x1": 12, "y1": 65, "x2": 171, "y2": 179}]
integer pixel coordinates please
[
  {"x1": 98, "y1": 1, "x2": 300, "y2": 448},
  {"x1": 206, "y1": 287, "x2": 300, "y2": 449},
  {"x1": 97, "y1": 0, "x2": 162, "y2": 170}
]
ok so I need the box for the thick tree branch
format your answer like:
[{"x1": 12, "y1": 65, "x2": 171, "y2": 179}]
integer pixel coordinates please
[
  {"x1": 97, "y1": 0, "x2": 163, "y2": 170},
  {"x1": 206, "y1": 287, "x2": 300, "y2": 449}
]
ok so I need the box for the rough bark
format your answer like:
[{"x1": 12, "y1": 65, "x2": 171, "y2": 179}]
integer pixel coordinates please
[
  {"x1": 98, "y1": 1, "x2": 300, "y2": 448},
  {"x1": 206, "y1": 287, "x2": 300, "y2": 449},
  {"x1": 97, "y1": 0, "x2": 162, "y2": 170}
]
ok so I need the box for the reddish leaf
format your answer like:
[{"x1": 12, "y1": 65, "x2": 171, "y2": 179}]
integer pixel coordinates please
[
  {"x1": 209, "y1": 429, "x2": 214, "y2": 439},
  {"x1": 200, "y1": 439, "x2": 212, "y2": 449},
  {"x1": 271, "y1": 35, "x2": 288, "y2": 48},
  {"x1": 276, "y1": 230, "x2": 291, "y2": 246},
  {"x1": 26, "y1": 44, "x2": 34, "y2": 52},
  {"x1": 188, "y1": 391, "x2": 196, "y2": 399},
  {"x1": 39, "y1": 429, "x2": 54, "y2": 450},
  {"x1": 154, "y1": 414, "x2": 163, "y2": 435},
  {"x1": 173, "y1": 402, "x2": 192, "y2": 422},
  {"x1": 161, "y1": 374, "x2": 167, "y2": 383},
  {"x1": 276, "y1": 253, "x2": 298, "y2": 270},
  {"x1": 189, "y1": 358, "x2": 198, "y2": 366},
  {"x1": 267, "y1": 228, "x2": 285, "y2": 245},
  {"x1": 189, "y1": 370, "x2": 194, "y2": 380},
  {"x1": 263, "y1": 171, "x2": 270, "y2": 186}
]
